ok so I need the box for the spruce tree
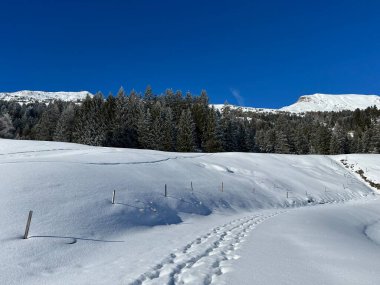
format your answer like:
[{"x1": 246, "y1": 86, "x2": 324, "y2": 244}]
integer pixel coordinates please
[
  {"x1": 53, "y1": 104, "x2": 75, "y2": 142},
  {"x1": 370, "y1": 123, "x2": 380, "y2": 153},
  {"x1": 177, "y1": 109, "x2": 195, "y2": 152},
  {"x1": 202, "y1": 108, "x2": 222, "y2": 152},
  {"x1": 0, "y1": 113, "x2": 15, "y2": 138},
  {"x1": 161, "y1": 108, "x2": 175, "y2": 151},
  {"x1": 73, "y1": 93, "x2": 106, "y2": 146},
  {"x1": 33, "y1": 103, "x2": 60, "y2": 141}
]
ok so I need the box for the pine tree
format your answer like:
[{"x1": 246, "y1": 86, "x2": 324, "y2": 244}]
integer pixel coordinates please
[
  {"x1": 0, "y1": 113, "x2": 15, "y2": 138},
  {"x1": 144, "y1": 85, "x2": 154, "y2": 103},
  {"x1": 161, "y1": 108, "x2": 175, "y2": 151},
  {"x1": 202, "y1": 108, "x2": 222, "y2": 152},
  {"x1": 311, "y1": 125, "x2": 331, "y2": 154},
  {"x1": 294, "y1": 125, "x2": 310, "y2": 154},
  {"x1": 177, "y1": 109, "x2": 195, "y2": 152},
  {"x1": 137, "y1": 108, "x2": 154, "y2": 149},
  {"x1": 275, "y1": 130, "x2": 290, "y2": 153},
  {"x1": 53, "y1": 104, "x2": 75, "y2": 142},
  {"x1": 73, "y1": 93, "x2": 106, "y2": 146},
  {"x1": 124, "y1": 90, "x2": 142, "y2": 147},
  {"x1": 103, "y1": 94, "x2": 117, "y2": 146},
  {"x1": 112, "y1": 87, "x2": 129, "y2": 146},
  {"x1": 33, "y1": 103, "x2": 60, "y2": 141},
  {"x1": 370, "y1": 123, "x2": 380, "y2": 153}
]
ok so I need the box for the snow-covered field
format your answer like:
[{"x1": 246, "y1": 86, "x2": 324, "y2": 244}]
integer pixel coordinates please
[{"x1": 0, "y1": 139, "x2": 379, "y2": 285}]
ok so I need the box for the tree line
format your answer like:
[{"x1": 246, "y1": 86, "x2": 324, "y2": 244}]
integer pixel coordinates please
[{"x1": 0, "y1": 86, "x2": 379, "y2": 154}]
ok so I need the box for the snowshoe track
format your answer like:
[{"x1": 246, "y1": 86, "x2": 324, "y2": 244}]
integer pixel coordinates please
[{"x1": 129, "y1": 211, "x2": 283, "y2": 285}]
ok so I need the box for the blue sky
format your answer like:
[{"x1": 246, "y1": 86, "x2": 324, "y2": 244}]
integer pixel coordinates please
[{"x1": 1, "y1": 0, "x2": 380, "y2": 108}]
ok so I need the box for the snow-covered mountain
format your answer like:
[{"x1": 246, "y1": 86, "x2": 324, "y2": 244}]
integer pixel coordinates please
[
  {"x1": 0, "y1": 90, "x2": 93, "y2": 104},
  {"x1": 280, "y1": 93, "x2": 380, "y2": 113},
  {"x1": 1, "y1": 91, "x2": 379, "y2": 113},
  {"x1": 212, "y1": 104, "x2": 278, "y2": 114},
  {"x1": 213, "y1": 93, "x2": 380, "y2": 114}
]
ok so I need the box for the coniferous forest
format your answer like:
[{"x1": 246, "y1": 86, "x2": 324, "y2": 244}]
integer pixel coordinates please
[{"x1": 0, "y1": 86, "x2": 379, "y2": 154}]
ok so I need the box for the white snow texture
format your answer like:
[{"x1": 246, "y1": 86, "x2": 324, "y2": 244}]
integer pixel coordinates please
[{"x1": 0, "y1": 139, "x2": 379, "y2": 285}]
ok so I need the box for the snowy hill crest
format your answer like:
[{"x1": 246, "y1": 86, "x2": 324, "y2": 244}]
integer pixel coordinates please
[
  {"x1": 214, "y1": 93, "x2": 380, "y2": 114},
  {"x1": 280, "y1": 93, "x2": 380, "y2": 113},
  {"x1": 0, "y1": 90, "x2": 93, "y2": 104}
]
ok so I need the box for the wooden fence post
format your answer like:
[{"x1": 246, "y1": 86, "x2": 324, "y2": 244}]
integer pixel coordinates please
[
  {"x1": 221, "y1": 182, "x2": 224, "y2": 192},
  {"x1": 286, "y1": 191, "x2": 289, "y2": 199},
  {"x1": 191, "y1": 181, "x2": 193, "y2": 191},
  {"x1": 112, "y1": 190, "x2": 116, "y2": 204},
  {"x1": 23, "y1": 210, "x2": 33, "y2": 239},
  {"x1": 165, "y1": 184, "x2": 167, "y2": 197}
]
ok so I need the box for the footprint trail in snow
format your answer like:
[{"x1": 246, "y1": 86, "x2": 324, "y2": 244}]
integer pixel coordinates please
[{"x1": 129, "y1": 211, "x2": 283, "y2": 285}]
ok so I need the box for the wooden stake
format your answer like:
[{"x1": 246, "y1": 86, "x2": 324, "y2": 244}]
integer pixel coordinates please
[
  {"x1": 221, "y1": 182, "x2": 224, "y2": 192},
  {"x1": 23, "y1": 210, "x2": 33, "y2": 239},
  {"x1": 286, "y1": 191, "x2": 289, "y2": 199},
  {"x1": 191, "y1": 181, "x2": 193, "y2": 191},
  {"x1": 165, "y1": 184, "x2": 167, "y2": 197},
  {"x1": 112, "y1": 190, "x2": 116, "y2": 204}
]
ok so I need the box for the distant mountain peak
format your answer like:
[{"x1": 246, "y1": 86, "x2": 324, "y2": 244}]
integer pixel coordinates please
[
  {"x1": 0, "y1": 90, "x2": 93, "y2": 104},
  {"x1": 213, "y1": 93, "x2": 380, "y2": 114},
  {"x1": 280, "y1": 93, "x2": 380, "y2": 113}
]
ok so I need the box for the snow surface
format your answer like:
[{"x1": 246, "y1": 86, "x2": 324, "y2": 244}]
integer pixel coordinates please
[
  {"x1": 222, "y1": 198, "x2": 380, "y2": 285},
  {"x1": 333, "y1": 154, "x2": 380, "y2": 187},
  {"x1": 0, "y1": 139, "x2": 379, "y2": 284},
  {"x1": 0, "y1": 90, "x2": 93, "y2": 104}
]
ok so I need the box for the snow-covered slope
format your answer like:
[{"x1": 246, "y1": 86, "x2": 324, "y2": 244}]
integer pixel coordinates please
[
  {"x1": 212, "y1": 104, "x2": 278, "y2": 114},
  {"x1": 280, "y1": 93, "x2": 380, "y2": 113},
  {"x1": 213, "y1": 93, "x2": 380, "y2": 114},
  {"x1": 0, "y1": 90, "x2": 93, "y2": 104},
  {"x1": 0, "y1": 139, "x2": 378, "y2": 285}
]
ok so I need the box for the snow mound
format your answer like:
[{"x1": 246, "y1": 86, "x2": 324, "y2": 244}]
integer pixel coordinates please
[
  {"x1": 280, "y1": 93, "x2": 380, "y2": 113},
  {"x1": 0, "y1": 90, "x2": 93, "y2": 104}
]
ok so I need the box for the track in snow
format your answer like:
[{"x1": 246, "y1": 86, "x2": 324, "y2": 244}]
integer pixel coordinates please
[{"x1": 129, "y1": 211, "x2": 283, "y2": 285}]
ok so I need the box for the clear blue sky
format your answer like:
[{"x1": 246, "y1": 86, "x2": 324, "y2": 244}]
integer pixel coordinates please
[{"x1": 1, "y1": 0, "x2": 380, "y2": 108}]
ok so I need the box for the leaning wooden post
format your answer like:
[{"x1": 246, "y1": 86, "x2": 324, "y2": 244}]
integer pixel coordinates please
[
  {"x1": 23, "y1": 210, "x2": 33, "y2": 239},
  {"x1": 112, "y1": 190, "x2": 116, "y2": 204},
  {"x1": 165, "y1": 184, "x2": 167, "y2": 197}
]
